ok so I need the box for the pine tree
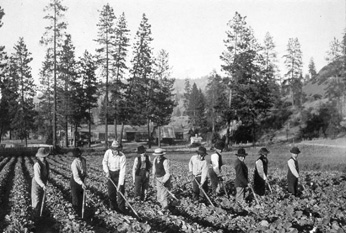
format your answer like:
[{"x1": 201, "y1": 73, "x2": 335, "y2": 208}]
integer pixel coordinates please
[
  {"x1": 110, "y1": 12, "x2": 130, "y2": 140},
  {"x1": 183, "y1": 79, "x2": 191, "y2": 115},
  {"x1": 9, "y1": 38, "x2": 36, "y2": 145},
  {"x1": 186, "y1": 83, "x2": 206, "y2": 133},
  {"x1": 0, "y1": 6, "x2": 11, "y2": 141},
  {"x1": 95, "y1": 4, "x2": 117, "y2": 147},
  {"x1": 308, "y1": 57, "x2": 317, "y2": 80},
  {"x1": 205, "y1": 71, "x2": 228, "y2": 135},
  {"x1": 283, "y1": 38, "x2": 303, "y2": 108},
  {"x1": 126, "y1": 13, "x2": 154, "y2": 127},
  {"x1": 150, "y1": 49, "x2": 176, "y2": 146},
  {"x1": 78, "y1": 50, "x2": 99, "y2": 146},
  {"x1": 40, "y1": 0, "x2": 68, "y2": 147},
  {"x1": 58, "y1": 34, "x2": 77, "y2": 146},
  {"x1": 36, "y1": 51, "x2": 54, "y2": 144},
  {"x1": 220, "y1": 12, "x2": 275, "y2": 146},
  {"x1": 262, "y1": 32, "x2": 280, "y2": 83}
]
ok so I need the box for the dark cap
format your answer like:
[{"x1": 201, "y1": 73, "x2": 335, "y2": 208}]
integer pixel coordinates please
[
  {"x1": 236, "y1": 148, "x2": 248, "y2": 156},
  {"x1": 214, "y1": 141, "x2": 225, "y2": 150},
  {"x1": 196, "y1": 146, "x2": 207, "y2": 155},
  {"x1": 290, "y1": 147, "x2": 300, "y2": 154},
  {"x1": 137, "y1": 145, "x2": 146, "y2": 154},
  {"x1": 259, "y1": 147, "x2": 270, "y2": 154},
  {"x1": 72, "y1": 148, "x2": 82, "y2": 157}
]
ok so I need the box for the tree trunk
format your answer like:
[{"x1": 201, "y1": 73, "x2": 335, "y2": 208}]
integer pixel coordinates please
[
  {"x1": 119, "y1": 122, "x2": 124, "y2": 143},
  {"x1": 252, "y1": 115, "x2": 256, "y2": 147},
  {"x1": 158, "y1": 126, "x2": 161, "y2": 148},
  {"x1": 88, "y1": 115, "x2": 91, "y2": 148},
  {"x1": 65, "y1": 116, "x2": 68, "y2": 147},
  {"x1": 114, "y1": 119, "x2": 117, "y2": 141},
  {"x1": 147, "y1": 119, "x2": 151, "y2": 148}
]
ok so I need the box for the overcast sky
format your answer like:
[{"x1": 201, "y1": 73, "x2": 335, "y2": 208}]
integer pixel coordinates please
[{"x1": 0, "y1": 0, "x2": 345, "y2": 84}]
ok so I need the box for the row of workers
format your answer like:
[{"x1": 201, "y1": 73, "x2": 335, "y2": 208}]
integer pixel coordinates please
[{"x1": 30, "y1": 141, "x2": 301, "y2": 216}]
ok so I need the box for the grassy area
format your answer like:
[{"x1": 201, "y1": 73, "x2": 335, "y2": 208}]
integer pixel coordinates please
[{"x1": 160, "y1": 142, "x2": 346, "y2": 174}]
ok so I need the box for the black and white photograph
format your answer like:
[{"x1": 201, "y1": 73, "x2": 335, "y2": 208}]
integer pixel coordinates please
[{"x1": 0, "y1": 0, "x2": 345, "y2": 232}]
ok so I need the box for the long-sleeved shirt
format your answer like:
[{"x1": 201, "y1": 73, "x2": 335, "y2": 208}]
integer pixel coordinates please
[
  {"x1": 33, "y1": 160, "x2": 49, "y2": 188},
  {"x1": 152, "y1": 156, "x2": 170, "y2": 183},
  {"x1": 189, "y1": 155, "x2": 208, "y2": 185},
  {"x1": 255, "y1": 159, "x2": 267, "y2": 180},
  {"x1": 288, "y1": 158, "x2": 299, "y2": 178},
  {"x1": 71, "y1": 157, "x2": 87, "y2": 185},
  {"x1": 210, "y1": 153, "x2": 222, "y2": 176},
  {"x1": 132, "y1": 154, "x2": 152, "y2": 181},
  {"x1": 102, "y1": 149, "x2": 126, "y2": 185}
]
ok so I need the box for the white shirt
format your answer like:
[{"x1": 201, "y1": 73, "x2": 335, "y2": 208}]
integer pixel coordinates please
[
  {"x1": 189, "y1": 155, "x2": 208, "y2": 185},
  {"x1": 71, "y1": 157, "x2": 87, "y2": 185},
  {"x1": 210, "y1": 152, "x2": 221, "y2": 176},
  {"x1": 102, "y1": 149, "x2": 126, "y2": 185}
]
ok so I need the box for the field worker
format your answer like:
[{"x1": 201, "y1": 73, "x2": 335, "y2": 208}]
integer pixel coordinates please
[
  {"x1": 287, "y1": 147, "x2": 300, "y2": 196},
  {"x1": 132, "y1": 145, "x2": 152, "y2": 201},
  {"x1": 152, "y1": 148, "x2": 171, "y2": 212},
  {"x1": 208, "y1": 141, "x2": 225, "y2": 196},
  {"x1": 70, "y1": 148, "x2": 87, "y2": 216},
  {"x1": 234, "y1": 148, "x2": 250, "y2": 207},
  {"x1": 31, "y1": 147, "x2": 50, "y2": 216},
  {"x1": 188, "y1": 146, "x2": 208, "y2": 202},
  {"x1": 102, "y1": 140, "x2": 126, "y2": 213},
  {"x1": 253, "y1": 147, "x2": 270, "y2": 196}
]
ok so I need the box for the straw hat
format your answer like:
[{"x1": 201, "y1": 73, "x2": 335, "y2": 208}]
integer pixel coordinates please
[
  {"x1": 36, "y1": 147, "x2": 50, "y2": 158},
  {"x1": 153, "y1": 148, "x2": 166, "y2": 156},
  {"x1": 110, "y1": 140, "x2": 122, "y2": 149}
]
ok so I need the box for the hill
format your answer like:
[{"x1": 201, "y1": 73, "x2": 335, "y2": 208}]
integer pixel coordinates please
[{"x1": 173, "y1": 76, "x2": 209, "y2": 94}]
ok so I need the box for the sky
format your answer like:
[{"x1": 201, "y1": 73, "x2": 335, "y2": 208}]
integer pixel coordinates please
[{"x1": 0, "y1": 0, "x2": 345, "y2": 85}]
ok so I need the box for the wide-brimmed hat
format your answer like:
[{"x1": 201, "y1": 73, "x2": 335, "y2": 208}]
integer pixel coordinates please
[
  {"x1": 236, "y1": 148, "x2": 248, "y2": 157},
  {"x1": 153, "y1": 148, "x2": 166, "y2": 156},
  {"x1": 110, "y1": 140, "x2": 122, "y2": 149},
  {"x1": 72, "y1": 148, "x2": 82, "y2": 157},
  {"x1": 214, "y1": 141, "x2": 225, "y2": 150},
  {"x1": 196, "y1": 146, "x2": 207, "y2": 156},
  {"x1": 290, "y1": 147, "x2": 300, "y2": 154},
  {"x1": 259, "y1": 147, "x2": 270, "y2": 154},
  {"x1": 36, "y1": 147, "x2": 50, "y2": 158},
  {"x1": 137, "y1": 145, "x2": 146, "y2": 154}
]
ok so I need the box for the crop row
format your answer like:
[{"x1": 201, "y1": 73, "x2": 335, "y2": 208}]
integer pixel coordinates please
[{"x1": 1, "y1": 153, "x2": 346, "y2": 233}]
